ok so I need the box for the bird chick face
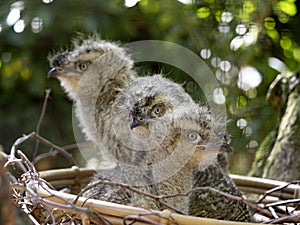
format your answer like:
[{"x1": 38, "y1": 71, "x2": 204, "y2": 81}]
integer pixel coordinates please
[
  {"x1": 170, "y1": 105, "x2": 231, "y2": 169},
  {"x1": 48, "y1": 36, "x2": 133, "y2": 100},
  {"x1": 130, "y1": 95, "x2": 172, "y2": 130},
  {"x1": 48, "y1": 47, "x2": 104, "y2": 99},
  {"x1": 112, "y1": 75, "x2": 194, "y2": 148}
]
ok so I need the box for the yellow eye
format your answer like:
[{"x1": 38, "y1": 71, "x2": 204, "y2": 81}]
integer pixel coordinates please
[
  {"x1": 186, "y1": 131, "x2": 202, "y2": 144},
  {"x1": 79, "y1": 62, "x2": 88, "y2": 71},
  {"x1": 77, "y1": 61, "x2": 91, "y2": 71},
  {"x1": 151, "y1": 103, "x2": 164, "y2": 116},
  {"x1": 154, "y1": 106, "x2": 161, "y2": 114}
]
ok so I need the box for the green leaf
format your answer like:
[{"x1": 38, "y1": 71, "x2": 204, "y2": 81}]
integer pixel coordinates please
[
  {"x1": 196, "y1": 7, "x2": 210, "y2": 19},
  {"x1": 277, "y1": 1, "x2": 297, "y2": 16}
]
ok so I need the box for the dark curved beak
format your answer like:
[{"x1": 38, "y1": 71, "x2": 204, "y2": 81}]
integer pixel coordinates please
[
  {"x1": 130, "y1": 118, "x2": 143, "y2": 129},
  {"x1": 47, "y1": 67, "x2": 62, "y2": 78},
  {"x1": 196, "y1": 142, "x2": 233, "y2": 153},
  {"x1": 219, "y1": 143, "x2": 233, "y2": 153},
  {"x1": 129, "y1": 114, "x2": 148, "y2": 129}
]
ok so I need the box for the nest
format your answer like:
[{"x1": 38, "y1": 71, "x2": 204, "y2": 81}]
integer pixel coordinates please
[{"x1": 1, "y1": 132, "x2": 300, "y2": 225}]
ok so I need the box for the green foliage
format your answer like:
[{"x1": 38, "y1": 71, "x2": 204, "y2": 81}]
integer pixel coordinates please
[{"x1": 0, "y1": 0, "x2": 299, "y2": 172}]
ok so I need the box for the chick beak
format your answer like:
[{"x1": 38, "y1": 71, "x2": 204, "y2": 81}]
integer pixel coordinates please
[
  {"x1": 129, "y1": 114, "x2": 147, "y2": 129},
  {"x1": 196, "y1": 142, "x2": 233, "y2": 153},
  {"x1": 47, "y1": 67, "x2": 63, "y2": 78},
  {"x1": 219, "y1": 143, "x2": 234, "y2": 153}
]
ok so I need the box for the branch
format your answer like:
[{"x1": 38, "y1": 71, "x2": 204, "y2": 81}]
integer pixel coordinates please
[
  {"x1": 34, "y1": 89, "x2": 51, "y2": 159},
  {"x1": 257, "y1": 180, "x2": 300, "y2": 204}
]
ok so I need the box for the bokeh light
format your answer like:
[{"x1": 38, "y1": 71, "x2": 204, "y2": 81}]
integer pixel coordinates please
[
  {"x1": 236, "y1": 95, "x2": 247, "y2": 108},
  {"x1": 218, "y1": 23, "x2": 230, "y2": 33},
  {"x1": 200, "y1": 48, "x2": 211, "y2": 59},
  {"x1": 221, "y1": 11, "x2": 233, "y2": 23},
  {"x1": 177, "y1": 0, "x2": 193, "y2": 4},
  {"x1": 213, "y1": 88, "x2": 226, "y2": 104},
  {"x1": 268, "y1": 57, "x2": 286, "y2": 72},
  {"x1": 246, "y1": 88, "x2": 257, "y2": 99},
  {"x1": 237, "y1": 66, "x2": 262, "y2": 91},
  {"x1": 124, "y1": 0, "x2": 139, "y2": 7},
  {"x1": 13, "y1": 19, "x2": 25, "y2": 33},
  {"x1": 1, "y1": 52, "x2": 12, "y2": 63},
  {"x1": 264, "y1": 17, "x2": 276, "y2": 30},
  {"x1": 236, "y1": 24, "x2": 247, "y2": 35},
  {"x1": 247, "y1": 140, "x2": 259, "y2": 148},
  {"x1": 11, "y1": 1, "x2": 25, "y2": 10},
  {"x1": 211, "y1": 57, "x2": 221, "y2": 68},
  {"x1": 230, "y1": 36, "x2": 244, "y2": 51},
  {"x1": 197, "y1": 7, "x2": 210, "y2": 19},
  {"x1": 6, "y1": 9, "x2": 20, "y2": 26},
  {"x1": 42, "y1": 0, "x2": 54, "y2": 3},
  {"x1": 31, "y1": 17, "x2": 43, "y2": 33},
  {"x1": 219, "y1": 60, "x2": 231, "y2": 72},
  {"x1": 243, "y1": 32, "x2": 255, "y2": 46},
  {"x1": 237, "y1": 118, "x2": 247, "y2": 129},
  {"x1": 243, "y1": 126, "x2": 253, "y2": 137}
]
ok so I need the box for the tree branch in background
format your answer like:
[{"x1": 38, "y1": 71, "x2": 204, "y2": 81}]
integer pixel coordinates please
[{"x1": 33, "y1": 89, "x2": 51, "y2": 161}]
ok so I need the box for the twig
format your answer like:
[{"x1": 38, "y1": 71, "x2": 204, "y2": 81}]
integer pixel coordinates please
[
  {"x1": 33, "y1": 141, "x2": 92, "y2": 165},
  {"x1": 267, "y1": 207, "x2": 278, "y2": 219},
  {"x1": 257, "y1": 180, "x2": 300, "y2": 204},
  {"x1": 77, "y1": 179, "x2": 184, "y2": 214},
  {"x1": 265, "y1": 198, "x2": 300, "y2": 208},
  {"x1": 18, "y1": 150, "x2": 38, "y2": 175},
  {"x1": 264, "y1": 214, "x2": 300, "y2": 224},
  {"x1": 4, "y1": 132, "x2": 77, "y2": 167},
  {"x1": 31, "y1": 132, "x2": 77, "y2": 166},
  {"x1": 124, "y1": 212, "x2": 179, "y2": 225},
  {"x1": 124, "y1": 214, "x2": 164, "y2": 225},
  {"x1": 3, "y1": 133, "x2": 32, "y2": 172},
  {"x1": 33, "y1": 89, "x2": 51, "y2": 160},
  {"x1": 62, "y1": 141, "x2": 93, "y2": 151}
]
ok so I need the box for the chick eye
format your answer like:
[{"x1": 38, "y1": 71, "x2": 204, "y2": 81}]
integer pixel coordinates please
[
  {"x1": 186, "y1": 131, "x2": 202, "y2": 144},
  {"x1": 78, "y1": 61, "x2": 90, "y2": 71},
  {"x1": 151, "y1": 104, "x2": 163, "y2": 116}
]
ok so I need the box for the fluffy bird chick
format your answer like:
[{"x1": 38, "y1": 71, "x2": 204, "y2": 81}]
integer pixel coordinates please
[
  {"x1": 183, "y1": 110, "x2": 252, "y2": 221},
  {"x1": 131, "y1": 105, "x2": 229, "y2": 212},
  {"x1": 84, "y1": 104, "x2": 225, "y2": 213},
  {"x1": 128, "y1": 101, "x2": 252, "y2": 221},
  {"x1": 110, "y1": 74, "x2": 195, "y2": 163},
  {"x1": 48, "y1": 36, "x2": 136, "y2": 161}
]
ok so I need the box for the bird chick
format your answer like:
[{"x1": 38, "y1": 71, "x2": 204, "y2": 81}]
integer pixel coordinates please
[
  {"x1": 84, "y1": 103, "x2": 225, "y2": 213},
  {"x1": 48, "y1": 35, "x2": 136, "y2": 162},
  {"x1": 132, "y1": 105, "x2": 227, "y2": 212},
  {"x1": 183, "y1": 108, "x2": 252, "y2": 221},
  {"x1": 110, "y1": 74, "x2": 195, "y2": 164},
  {"x1": 149, "y1": 105, "x2": 252, "y2": 221}
]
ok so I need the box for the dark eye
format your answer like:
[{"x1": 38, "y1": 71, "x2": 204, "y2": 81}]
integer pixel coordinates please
[{"x1": 186, "y1": 131, "x2": 202, "y2": 144}]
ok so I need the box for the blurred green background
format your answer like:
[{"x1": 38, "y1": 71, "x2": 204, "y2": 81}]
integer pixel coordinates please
[{"x1": 0, "y1": 0, "x2": 299, "y2": 174}]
